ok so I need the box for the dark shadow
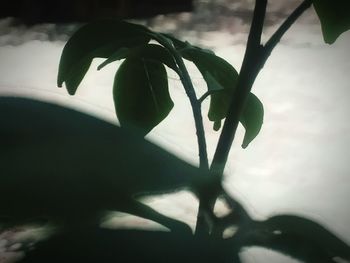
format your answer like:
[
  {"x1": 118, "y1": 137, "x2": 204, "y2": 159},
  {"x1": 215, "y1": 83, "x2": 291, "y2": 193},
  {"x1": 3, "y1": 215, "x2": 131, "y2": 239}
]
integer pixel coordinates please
[
  {"x1": 2, "y1": 97, "x2": 350, "y2": 263},
  {"x1": 19, "y1": 228, "x2": 232, "y2": 263},
  {"x1": 0, "y1": 97, "x2": 212, "y2": 233}
]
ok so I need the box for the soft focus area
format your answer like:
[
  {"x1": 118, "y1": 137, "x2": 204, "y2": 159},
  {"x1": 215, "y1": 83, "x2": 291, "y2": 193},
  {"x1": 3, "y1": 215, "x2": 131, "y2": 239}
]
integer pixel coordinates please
[{"x1": 0, "y1": 0, "x2": 350, "y2": 262}]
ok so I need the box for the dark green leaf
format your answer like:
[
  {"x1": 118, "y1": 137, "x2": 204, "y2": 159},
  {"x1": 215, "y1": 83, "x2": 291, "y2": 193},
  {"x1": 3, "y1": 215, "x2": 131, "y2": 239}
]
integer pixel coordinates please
[
  {"x1": 179, "y1": 47, "x2": 238, "y2": 129},
  {"x1": 98, "y1": 44, "x2": 179, "y2": 73},
  {"x1": 203, "y1": 71, "x2": 225, "y2": 92},
  {"x1": 113, "y1": 58, "x2": 174, "y2": 135},
  {"x1": 313, "y1": 0, "x2": 350, "y2": 44},
  {"x1": 57, "y1": 20, "x2": 150, "y2": 95},
  {"x1": 240, "y1": 93, "x2": 264, "y2": 149},
  {"x1": 213, "y1": 121, "x2": 222, "y2": 131},
  {"x1": 97, "y1": 47, "x2": 130, "y2": 70}
]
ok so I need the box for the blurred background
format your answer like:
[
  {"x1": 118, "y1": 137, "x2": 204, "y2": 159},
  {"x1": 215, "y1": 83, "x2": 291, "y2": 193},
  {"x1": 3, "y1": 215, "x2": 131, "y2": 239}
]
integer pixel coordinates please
[{"x1": 0, "y1": 0, "x2": 349, "y2": 262}]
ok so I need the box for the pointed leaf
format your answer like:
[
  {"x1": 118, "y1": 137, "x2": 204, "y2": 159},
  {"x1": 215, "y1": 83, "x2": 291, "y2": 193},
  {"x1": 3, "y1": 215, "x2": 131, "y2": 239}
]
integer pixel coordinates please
[
  {"x1": 313, "y1": 0, "x2": 350, "y2": 44},
  {"x1": 213, "y1": 121, "x2": 222, "y2": 131},
  {"x1": 97, "y1": 47, "x2": 130, "y2": 70},
  {"x1": 180, "y1": 47, "x2": 238, "y2": 128},
  {"x1": 99, "y1": 44, "x2": 178, "y2": 73},
  {"x1": 240, "y1": 93, "x2": 264, "y2": 149},
  {"x1": 113, "y1": 58, "x2": 173, "y2": 135},
  {"x1": 57, "y1": 20, "x2": 150, "y2": 95}
]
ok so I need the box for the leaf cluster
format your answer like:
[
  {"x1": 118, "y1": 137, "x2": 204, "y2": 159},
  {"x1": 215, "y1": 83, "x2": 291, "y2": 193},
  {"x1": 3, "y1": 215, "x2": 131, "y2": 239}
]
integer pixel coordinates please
[{"x1": 58, "y1": 19, "x2": 263, "y2": 147}]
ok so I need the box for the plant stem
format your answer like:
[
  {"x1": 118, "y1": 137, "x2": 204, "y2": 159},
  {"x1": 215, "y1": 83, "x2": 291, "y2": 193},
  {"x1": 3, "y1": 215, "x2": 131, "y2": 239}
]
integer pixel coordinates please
[
  {"x1": 211, "y1": 0, "x2": 312, "y2": 175},
  {"x1": 194, "y1": 0, "x2": 268, "y2": 237},
  {"x1": 198, "y1": 90, "x2": 216, "y2": 103},
  {"x1": 151, "y1": 33, "x2": 209, "y2": 170},
  {"x1": 176, "y1": 58, "x2": 210, "y2": 170},
  {"x1": 197, "y1": 0, "x2": 312, "y2": 236},
  {"x1": 211, "y1": 0, "x2": 268, "y2": 175},
  {"x1": 152, "y1": 34, "x2": 211, "y2": 236},
  {"x1": 262, "y1": 0, "x2": 312, "y2": 64}
]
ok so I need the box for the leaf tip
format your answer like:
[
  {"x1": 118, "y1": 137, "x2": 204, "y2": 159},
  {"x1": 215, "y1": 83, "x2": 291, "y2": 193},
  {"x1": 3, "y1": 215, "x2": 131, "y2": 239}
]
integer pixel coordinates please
[
  {"x1": 213, "y1": 121, "x2": 221, "y2": 131},
  {"x1": 241, "y1": 142, "x2": 248, "y2": 149}
]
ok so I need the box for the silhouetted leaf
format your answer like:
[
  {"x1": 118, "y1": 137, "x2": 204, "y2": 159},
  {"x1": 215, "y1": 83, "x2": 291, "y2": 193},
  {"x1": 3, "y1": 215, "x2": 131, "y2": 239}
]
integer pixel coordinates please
[
  {"x1": 97, "y1": 47, "x2": 130, "y2": 70},
  {"x1": 161, "y1": 33, "x2": 190, "y2": 50},
  {"x1": 248, "y1": 231, "x2": 337, "y2": 263},
  {"x1": 313, "y1": 0, "x2": 350, "y2": 44},
  {"x1": 213, "y1": 121, "x2": 222, "y2": 131},
  {"x1": 240, "y1": 93, "x2": 264, "y2": 148},
  {"x1": 179, "y1": 47, "x2": 238, "y2": 130},
  {"x1": 57, "y1": 20, "x2": 150, "y2": 95},
  {"x1": 113, "y1": 58, "x2": 173, "y2": 135},
  {"x1": 239, "y1": 215, "x2": 350, "y2": 263},
  {"x1": 204, "y1": 71, "x2": 225, "y2": 92},
  {"x1": 98, "y1": 44, "x2": 178, "y2": 73},
  {"x1": 265, "y1": 215, "x2": 350, "y2": 260}
]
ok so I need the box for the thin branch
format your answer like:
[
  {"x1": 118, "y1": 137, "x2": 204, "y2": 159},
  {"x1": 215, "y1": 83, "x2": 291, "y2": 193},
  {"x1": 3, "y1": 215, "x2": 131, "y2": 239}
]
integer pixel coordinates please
[
  {"x1": 151, "y1": 33, "x2": 209, "y2": 170},
  {"x1": 207, "y1": 0, "x2": 312, "y2": 237},
  {"x1": 175, "y1": 56, "x2": 209, "y2": 170},
  {"x1": 263, "y1": 0, "x2": 312, "y2": 63},
  {"x1": 193, "y1": 0, "x2": 268, "y2": 237},
  {"x1": 151, "y1": 34, "x2": 211, "y2": 236},
  {"x1": 198, "y1": 90, "x2": 216, "y2": 103},
  {"x1": 210, "y1": 0, "x2": 312, "y2": 175}
]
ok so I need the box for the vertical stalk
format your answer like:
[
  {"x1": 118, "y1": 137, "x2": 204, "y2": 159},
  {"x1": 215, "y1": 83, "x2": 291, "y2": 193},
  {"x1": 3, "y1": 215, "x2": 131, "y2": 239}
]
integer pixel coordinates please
[
  {"x1": 207, "y1": 0, "x2": 312, "y2": 234},
  {"x1": 211, "y1": 0, "x2": 268, "y2": 175},
  {"x1": 152, "y1": 34, "x2": 209, "y2": 170},
  {"x1": 152, "y1": 0, "x2": 312, "y2": 235},
  {"x1": 194, "y1": 0, "x2": 268, "y2": 236},
  {"x1": 152, "y1": 34, "x2": 211, "y2": 235},
  {"x1": 211, "y1": 0, "x2": 312, "y2": 174}
]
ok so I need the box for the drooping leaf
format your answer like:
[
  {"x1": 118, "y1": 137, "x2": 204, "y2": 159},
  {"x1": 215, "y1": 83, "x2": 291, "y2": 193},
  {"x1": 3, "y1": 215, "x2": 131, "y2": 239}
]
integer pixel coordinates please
[
  {"x1": 179, "y1": 47, "x2": 238, "y2": 130},
  {"x1": 113, "y1": 58, "x2": 173, "y2": 135},
  {"x1": 57, "y1": 20, "x2": 150, "y2": 95},
  {"x1": 98, "y1": 44, "x2": 178, "y2": 73},
  {"x1": 240, "y1": 93, "x2": 264, "y2": 149},
  {"x1": 161, "y1": 34, "x2": 263, "y2": 146},
  {"x1": 313, "y1": 0, "x2": 350, "y2": 44}
]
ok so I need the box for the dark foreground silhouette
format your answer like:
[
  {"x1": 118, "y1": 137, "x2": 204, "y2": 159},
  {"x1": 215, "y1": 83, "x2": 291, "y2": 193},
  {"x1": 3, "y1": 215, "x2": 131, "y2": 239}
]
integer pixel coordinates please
[
  {"x1": 1, "y1": 97, "x2": 350, "y2": 263},
  {"x1": 19, "y1": 228, "x2": 234, "y2": 263},
  {"x1": 0, "y1": 97, "x2": 220, "y2": 234}
]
